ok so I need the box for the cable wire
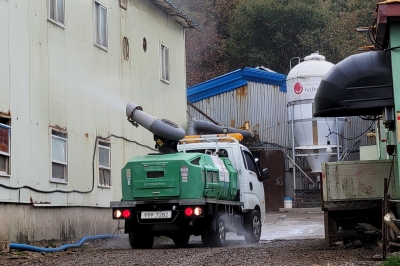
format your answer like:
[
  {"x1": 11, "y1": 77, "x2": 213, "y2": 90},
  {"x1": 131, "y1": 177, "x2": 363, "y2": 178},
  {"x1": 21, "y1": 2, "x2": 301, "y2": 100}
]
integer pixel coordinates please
[
  {"x1": 0, "y1": 134, "x2": 157, "y2": 194},
  {"x1": 326, "y1": 121, "x2": 375, "y2": 141}
]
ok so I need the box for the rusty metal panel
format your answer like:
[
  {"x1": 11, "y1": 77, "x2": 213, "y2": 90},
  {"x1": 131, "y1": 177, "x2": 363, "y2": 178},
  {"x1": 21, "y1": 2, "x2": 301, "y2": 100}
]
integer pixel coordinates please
[
  {"x1": 253, "y1": 150, "x2": 284, "y2": 211},
  {"x1": 322, "y1": 160, "x2": 394, "y2": 201},
  {"x1": 188, "y1": 82, "x2": 291, "y2": 148}
]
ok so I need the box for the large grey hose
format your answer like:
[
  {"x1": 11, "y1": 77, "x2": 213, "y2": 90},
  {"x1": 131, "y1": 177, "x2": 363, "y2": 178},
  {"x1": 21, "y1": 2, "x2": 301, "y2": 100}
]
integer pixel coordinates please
[{"x1": 126, "y1": 102, "x2": 186, "y2": 141}]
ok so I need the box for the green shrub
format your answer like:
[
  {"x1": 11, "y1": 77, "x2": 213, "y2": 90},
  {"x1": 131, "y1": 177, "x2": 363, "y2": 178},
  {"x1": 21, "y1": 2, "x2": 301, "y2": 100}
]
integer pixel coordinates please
[{"x1": 383, "y1": 256, "x2": 400, "y2": 266}]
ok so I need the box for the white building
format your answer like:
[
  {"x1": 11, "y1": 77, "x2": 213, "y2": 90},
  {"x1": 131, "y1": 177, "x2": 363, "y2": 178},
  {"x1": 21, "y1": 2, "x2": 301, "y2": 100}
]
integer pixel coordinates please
[{"x1": 0, "y1": 0, "x2": 194, "y2": 243}]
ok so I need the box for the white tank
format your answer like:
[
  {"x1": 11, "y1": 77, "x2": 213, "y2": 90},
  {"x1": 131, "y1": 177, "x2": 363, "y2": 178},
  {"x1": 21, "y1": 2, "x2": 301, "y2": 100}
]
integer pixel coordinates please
[{"x1": 286, "y1": 53, "x2": 345, "y2": 172}]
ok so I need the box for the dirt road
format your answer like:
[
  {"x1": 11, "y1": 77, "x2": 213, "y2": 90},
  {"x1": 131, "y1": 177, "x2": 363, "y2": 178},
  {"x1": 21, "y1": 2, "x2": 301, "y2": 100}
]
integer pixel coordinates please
[{"x1": 0, "y1": 211, "x2": 383, "y2": 266}]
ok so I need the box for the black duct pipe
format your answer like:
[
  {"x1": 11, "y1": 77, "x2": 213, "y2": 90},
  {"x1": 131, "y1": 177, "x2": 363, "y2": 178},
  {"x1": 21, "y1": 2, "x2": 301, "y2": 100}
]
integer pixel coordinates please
[
  {"x1": 314, "y1": 51, "x2": 393, "y2": 117},
  {"x1": 191, "y1": 119, "x2": 253, "y2": 139}
]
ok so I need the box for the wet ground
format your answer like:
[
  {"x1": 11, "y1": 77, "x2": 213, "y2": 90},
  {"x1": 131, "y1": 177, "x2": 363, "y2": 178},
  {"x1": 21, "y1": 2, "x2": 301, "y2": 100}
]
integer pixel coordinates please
[
  {"x1": 107, "y1": 209, "x2": 325, "y2": 248},
  {"x1": 0, "y1": 209, "x2": 383, "y2": 266}
]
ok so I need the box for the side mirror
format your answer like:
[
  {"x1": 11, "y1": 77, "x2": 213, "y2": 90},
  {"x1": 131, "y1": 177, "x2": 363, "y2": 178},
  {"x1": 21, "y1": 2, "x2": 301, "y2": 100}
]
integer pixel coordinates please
[{"x1": 259, "y1": 168, "x2": 269, "y2": 181}]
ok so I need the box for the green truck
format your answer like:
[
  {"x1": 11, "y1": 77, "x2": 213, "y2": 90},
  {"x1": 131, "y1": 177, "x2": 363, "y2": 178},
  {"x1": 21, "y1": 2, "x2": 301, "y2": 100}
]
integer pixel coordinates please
[{"x1": 110, "y1": 102, "x2": 269, "y2": 248}]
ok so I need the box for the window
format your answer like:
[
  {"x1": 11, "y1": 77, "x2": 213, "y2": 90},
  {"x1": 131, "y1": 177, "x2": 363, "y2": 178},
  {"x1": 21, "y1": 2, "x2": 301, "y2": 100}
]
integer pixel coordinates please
[
  {"x1": 243, "y1": 150, "x2": 258, "y2": 175},
  {"x1": 94, "y1": 1, "x2": 108, "y2": 49},
  {"x1": 160, "y1": 44, "x2": 170, "y2": 83},
  {"x1": 48, "y1": 0, "x2": 65, "y2": 27},
  {"x1": 99, "y1": 141, "x2": 111, "y2": 186},
  {"x1": 0, "y1": 118, "x2": 11, "y2": 175},
  {"x1": 51, "y1": 130, "x2": 67, "y2": 182}
]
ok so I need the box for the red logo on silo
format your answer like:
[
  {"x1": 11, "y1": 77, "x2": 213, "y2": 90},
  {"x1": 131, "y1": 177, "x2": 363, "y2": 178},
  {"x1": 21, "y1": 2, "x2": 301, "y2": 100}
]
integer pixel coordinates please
[{"x1": 294, "y1": 82, "x2": 303, "y2": 94}]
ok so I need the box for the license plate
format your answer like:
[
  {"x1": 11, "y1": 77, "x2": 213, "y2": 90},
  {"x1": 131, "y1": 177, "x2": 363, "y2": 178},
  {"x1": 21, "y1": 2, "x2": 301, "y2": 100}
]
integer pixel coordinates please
[{"x1": 141, "y1": 211, "x2": 172, "y2": 219}]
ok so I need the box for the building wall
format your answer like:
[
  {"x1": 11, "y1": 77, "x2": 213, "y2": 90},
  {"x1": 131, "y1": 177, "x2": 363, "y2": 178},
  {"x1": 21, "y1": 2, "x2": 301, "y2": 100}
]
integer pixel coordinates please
[
  {"x1": 0, "y1": 0, "x2": 188, "y2": 242},
  {"x1": 187, "y1": 81, "x2": 291, "y2": 148}
]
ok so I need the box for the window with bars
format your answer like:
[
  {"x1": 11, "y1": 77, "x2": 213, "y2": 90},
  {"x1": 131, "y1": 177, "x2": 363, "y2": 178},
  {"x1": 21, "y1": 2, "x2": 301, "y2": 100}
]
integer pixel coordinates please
[
  {"x1": 94, "y1": 1, "x2": 108, "y2": 50},
  {"x1": 48, "y1": 0, "x2": 65, "y2": 27},
  {"x1": 160, "y1": 44, "x2": 170, "y2": 83},
  {"x1": 99, "y1": 141, "x2": 111, "y2": 186},
  {"x1": 0, "y1": 118, "x2": 11, "y2": 176},
  {"x1": 51, "y1": 130, "x2": 68, "y2": 182}
]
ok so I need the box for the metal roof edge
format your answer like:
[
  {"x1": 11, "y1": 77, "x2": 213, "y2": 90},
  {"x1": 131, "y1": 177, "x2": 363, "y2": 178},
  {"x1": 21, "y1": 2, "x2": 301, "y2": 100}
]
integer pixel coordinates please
[
  {"x1": 149, "y1": 0, "x2": 197, "y2": 28},
  {"x1": 242, "y1": 67, "x2": 287, "y2": 92},
  {"x1": 188, "y1": 79, "x2": 247, "y2": 102},
  {"x1": 187, "y1": 69, "x2": 243, "y2": 95},
  {"x1": 187, "y1": 68, "x2": 287, "y2": 102}
]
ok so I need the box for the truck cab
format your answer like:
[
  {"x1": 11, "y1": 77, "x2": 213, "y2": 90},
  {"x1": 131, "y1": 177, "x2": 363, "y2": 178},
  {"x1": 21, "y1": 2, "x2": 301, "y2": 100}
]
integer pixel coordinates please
[{"x1": 178, "y1": 134, "x2": 267, "y2": 222}]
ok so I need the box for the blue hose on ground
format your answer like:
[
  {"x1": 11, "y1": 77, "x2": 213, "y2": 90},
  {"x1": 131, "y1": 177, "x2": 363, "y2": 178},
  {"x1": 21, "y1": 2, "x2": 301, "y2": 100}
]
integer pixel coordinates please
[{"x1": 10, "y1": 234, "x2": 117, "y2": 253}]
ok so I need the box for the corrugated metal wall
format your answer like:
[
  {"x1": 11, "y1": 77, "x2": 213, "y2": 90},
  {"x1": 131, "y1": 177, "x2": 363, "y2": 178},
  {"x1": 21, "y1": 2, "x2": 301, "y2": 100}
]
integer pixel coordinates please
[
  {"x1": 187, "y1": 82, "x2": 376, "y2": 164},
  {"x1": 339, "y1": 116, "x2": 376, "y2": 161},
  {"x1": 187, "y1": 82, "x2": 291, "y2": 148}
]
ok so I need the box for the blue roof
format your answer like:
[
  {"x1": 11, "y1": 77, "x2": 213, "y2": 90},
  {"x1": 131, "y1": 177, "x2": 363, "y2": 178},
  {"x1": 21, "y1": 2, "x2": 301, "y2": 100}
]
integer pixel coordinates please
[{"x1": 187, "y1": 67, "x2": 286, "y2": 102}]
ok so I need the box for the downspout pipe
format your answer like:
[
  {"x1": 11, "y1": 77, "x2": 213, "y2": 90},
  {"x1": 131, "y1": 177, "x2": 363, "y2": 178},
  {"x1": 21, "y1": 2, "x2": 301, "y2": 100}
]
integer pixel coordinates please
[{"x1": 10, "y1": 234, "x2": 116, "y2": 253}]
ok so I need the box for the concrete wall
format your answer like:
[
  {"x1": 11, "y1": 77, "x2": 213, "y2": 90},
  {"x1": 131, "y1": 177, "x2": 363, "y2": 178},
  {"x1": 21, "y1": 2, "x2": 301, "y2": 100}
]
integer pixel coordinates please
[
  {"x1": 0, "y1": 0, "x2": 188, "y2": 242},
  {"x1": 0, "y1": 204, "x2": 119, "y2": 244}
]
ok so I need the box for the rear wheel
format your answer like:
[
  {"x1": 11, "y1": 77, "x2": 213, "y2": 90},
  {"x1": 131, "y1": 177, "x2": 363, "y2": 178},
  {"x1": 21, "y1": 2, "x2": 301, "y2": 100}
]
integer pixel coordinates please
[
  {"x1": 172, "y1": 233, "x2": 190, "y2": 246},
  {"x1": 202, "y1": 216, "x2": 226, "y2": 247},
  {"x1": 244, "y1": 210, "x2": 261, "y2": 243},
  {"x1": 129, "y1": 231, "x2": 154, "y2": 249}
]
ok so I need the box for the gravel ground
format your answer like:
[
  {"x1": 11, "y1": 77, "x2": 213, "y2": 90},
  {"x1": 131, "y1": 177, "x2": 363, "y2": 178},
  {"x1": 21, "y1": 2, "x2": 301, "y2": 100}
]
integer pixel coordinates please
[
  {"x1": 0, "y1": 236, "x2": 383, "y2": 266},
  {"x1": 0, "y1": 211, "x2": 385, "y2": 266}
]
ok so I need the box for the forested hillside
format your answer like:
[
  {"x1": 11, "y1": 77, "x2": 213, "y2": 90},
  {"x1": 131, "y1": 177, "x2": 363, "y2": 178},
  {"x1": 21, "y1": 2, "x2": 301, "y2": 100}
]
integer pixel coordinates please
[{"x1": 173, "y1": 0, "x2": 377, "y2": 87}]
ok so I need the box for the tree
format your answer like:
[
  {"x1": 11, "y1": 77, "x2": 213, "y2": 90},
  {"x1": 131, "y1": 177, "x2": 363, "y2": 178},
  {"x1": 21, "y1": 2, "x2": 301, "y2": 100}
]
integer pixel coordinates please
[
  {"x1": 222, "y1": 0, "x2": 334, "y2": 74},
  {"x1": 172, "y1": 0, "x2": 239, "y2": 87},
  {"x1": 174, "y1": 0, "x2": 377, "y2": 84},
  {"x1": 300, "y1": 0, "x2": 377, "y2": 64}
]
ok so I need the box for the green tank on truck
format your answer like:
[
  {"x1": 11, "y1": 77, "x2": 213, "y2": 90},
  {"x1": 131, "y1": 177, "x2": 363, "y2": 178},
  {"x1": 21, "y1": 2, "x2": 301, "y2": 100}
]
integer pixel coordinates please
[
  {"x1": 111, "y1": 102, "x2": 269, "y2": 249},
  {"x1": 121, "y1": 153, "x2": 238, "y2": 201}
]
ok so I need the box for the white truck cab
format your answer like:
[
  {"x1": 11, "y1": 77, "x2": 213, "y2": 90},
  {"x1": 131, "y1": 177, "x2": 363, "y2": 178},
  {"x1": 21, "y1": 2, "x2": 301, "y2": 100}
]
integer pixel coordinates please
[{"x1": 178, "y1": 134, "x2": 267, "y2": 224}]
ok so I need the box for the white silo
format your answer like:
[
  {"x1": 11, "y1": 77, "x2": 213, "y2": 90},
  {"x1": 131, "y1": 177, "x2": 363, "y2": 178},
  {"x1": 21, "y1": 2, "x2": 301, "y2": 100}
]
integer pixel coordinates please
[{"x1": 286, "y1": 53, "x2": 345, "y2": 173}]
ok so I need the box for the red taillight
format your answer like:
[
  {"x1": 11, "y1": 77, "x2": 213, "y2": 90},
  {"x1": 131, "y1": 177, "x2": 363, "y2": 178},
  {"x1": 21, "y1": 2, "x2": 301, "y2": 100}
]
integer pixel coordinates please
[
  {"x1": 122, "y1": 209, "x2": 131, "y2": 219},
  {"x1": 184, "y1": 207, "x2": 193, "y2": 217}
]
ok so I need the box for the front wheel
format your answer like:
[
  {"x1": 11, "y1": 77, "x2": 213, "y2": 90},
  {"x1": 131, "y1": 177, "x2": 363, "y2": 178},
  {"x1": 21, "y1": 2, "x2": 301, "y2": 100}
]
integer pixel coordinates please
[
  {"x1": 244, "y1": 210, "x2": 262, "y2": 243},
  {"x1": 129, "y1": 231, "x2": 154, "y2": 249}
]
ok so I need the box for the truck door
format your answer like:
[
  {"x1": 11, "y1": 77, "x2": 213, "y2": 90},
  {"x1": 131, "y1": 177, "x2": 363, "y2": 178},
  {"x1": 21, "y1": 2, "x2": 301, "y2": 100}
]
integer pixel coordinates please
[{"x1": 241, "y1": 149, "x2": 266, "y2": 215}]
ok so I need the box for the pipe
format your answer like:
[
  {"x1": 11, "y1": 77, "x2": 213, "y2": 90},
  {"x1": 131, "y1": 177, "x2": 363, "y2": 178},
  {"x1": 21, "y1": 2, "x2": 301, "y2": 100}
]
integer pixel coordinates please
[
  {"x1": 187, "y1": 101, "x2": 220, "y2": 125},
  {"x1": 291, "y1": 103, "x2": 296, "y2": 190},
  {"x1": 186, "y1": 119, "x2": 196, "y2": 135},
  {"x1": 336, "y1": 117, "x2": 340, "y2": 161},
  {"x1": 10, "y1": 234, "x2": 116, "y2": 253},
  {"x1": 314, "y1": 51, "x2": 393, "y2": 117},
  {"x1": 191, "y1": 119, "x2": 253, "y2": 139},
  {"x1": 126, "y1": 102, "x2": 186, "y2": 141},
  {"x1": 281, "y1": 148, "x2": 315, "y2": 186}
]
